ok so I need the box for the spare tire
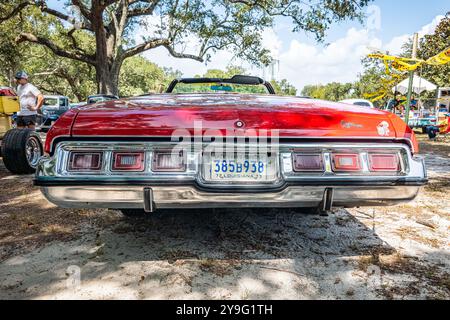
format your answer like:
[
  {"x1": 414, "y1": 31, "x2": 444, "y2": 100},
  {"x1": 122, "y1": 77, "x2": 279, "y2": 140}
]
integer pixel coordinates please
[{"x1": 2, "y1": 129, "x2": 43, "y2": 174}]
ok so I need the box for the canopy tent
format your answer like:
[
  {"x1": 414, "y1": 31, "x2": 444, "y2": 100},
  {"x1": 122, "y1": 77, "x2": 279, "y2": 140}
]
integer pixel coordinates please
[{"x1": 392, "y1": 75, "x2": 437, "y2": 95}]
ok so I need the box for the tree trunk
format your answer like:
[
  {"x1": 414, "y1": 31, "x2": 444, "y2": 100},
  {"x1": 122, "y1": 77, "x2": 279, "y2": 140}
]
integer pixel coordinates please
[
  {"x1": 95, "y1": 58, "x2": 122, "y2": 96},
  {"x1": 91, "y1": 4, "x2": 121, "y2": 96}
]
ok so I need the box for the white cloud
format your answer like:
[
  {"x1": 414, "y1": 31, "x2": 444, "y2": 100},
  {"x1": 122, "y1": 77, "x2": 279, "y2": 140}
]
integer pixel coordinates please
[
  {"x1": 383, "y1": 15, "x2": 445, "y2": 55},
  {"x1": 418, "y1": 15, "x2": 445, "y2": 37},
  {"x1": 261, "y1": 28, "x2": 283, "y2": 59},
  {"x1": 275, "y1": 15, "x2": 444, "y2": 91},
  {"x1": 133, "y1": 14, "x2": 444, "y2": 93},
  {"x1": 277, "y1": 28, "x2": 382, "y2": 90},
  {"x1": 383, "y1": 35, "x2": 410, "y2": 55}
]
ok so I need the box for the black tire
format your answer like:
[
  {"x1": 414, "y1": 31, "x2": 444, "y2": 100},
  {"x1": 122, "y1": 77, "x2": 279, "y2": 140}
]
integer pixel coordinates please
[
  {"x1": 2, "y1": 129, "x2": 43, "y2": 174},
  {"x1": 120, "y1": 209, "x2": 147, "y2": 218},
  {"x1": 428, "y1": 129, "x2": 437, "y2": 139}
]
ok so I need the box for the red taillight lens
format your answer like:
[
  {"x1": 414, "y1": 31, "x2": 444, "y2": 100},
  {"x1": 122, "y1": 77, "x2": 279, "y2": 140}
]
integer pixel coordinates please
[
  {"x1": 112, "y1": 152, "x2": 144, "y2": 171},
  {"x1": 152, "y1": 150, "x2": 185, "y2": 172},
  {"x1": 332, "y1": 154, "x2": 361, "y2": 172},
  {"x1": 293, "y1": 154, "x2": 324, "y2": 172},
  {"x1": 368, "y1": 154, "x2": 400, "y2": 172},
  {"x1": 68, "y1": 152, "x2": 102, "y2": 171}
]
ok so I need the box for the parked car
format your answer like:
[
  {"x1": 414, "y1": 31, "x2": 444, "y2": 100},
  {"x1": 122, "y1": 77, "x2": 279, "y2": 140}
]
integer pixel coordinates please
[
  {"x1": 0, "y1": 87, "x2": 43, "y2": 173},
  {"x1": 383, "y1": 98, "x2": 437, "y2": 133},
  {"x1": 340, "y1": 99, "x2": 375, "y2": 109},
  {"x1": 69, "y1": 102, "x2": 87, "y2": 109},
  {"x1": 426, "y1": 112, "x2": 450, "y2": 139},
  {"x1": 35, "y1": 75, "x2": 427, "y2": 217},
  {"x1": 36, "y1": 95, "x2": 70, "y2": 132},
  {"x1": 86, "y1": 94, "x2": 118, "y2": 104}
]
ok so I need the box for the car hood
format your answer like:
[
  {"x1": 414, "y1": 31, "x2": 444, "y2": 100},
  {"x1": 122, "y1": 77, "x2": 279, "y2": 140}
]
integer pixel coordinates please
[{"x1": 69, "y1": 94, "x2": 410, "y2": 140}]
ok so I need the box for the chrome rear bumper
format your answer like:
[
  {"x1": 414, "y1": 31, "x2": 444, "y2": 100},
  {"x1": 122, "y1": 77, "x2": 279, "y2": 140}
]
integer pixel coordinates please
[
  {"x1": 36, "y1": 140, "x2": 427, "y2": 211},
  {"x1": 40, "y1": 185, "x2": 422, "y2": 210}
]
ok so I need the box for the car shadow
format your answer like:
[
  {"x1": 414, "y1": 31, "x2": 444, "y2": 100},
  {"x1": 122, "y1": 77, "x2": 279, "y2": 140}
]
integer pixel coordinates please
[
  {"x1": 6, "y1": 205, "x2": 448, "y2": 299},
  {"x1": 107, "y1": 207, "x2": 395, "y2": 261}
]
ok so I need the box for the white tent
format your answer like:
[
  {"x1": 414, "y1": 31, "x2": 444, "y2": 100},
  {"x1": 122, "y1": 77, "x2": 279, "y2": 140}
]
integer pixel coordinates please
[{"x1": 392, "y1": 75, "x2": 437, "y2": 95}]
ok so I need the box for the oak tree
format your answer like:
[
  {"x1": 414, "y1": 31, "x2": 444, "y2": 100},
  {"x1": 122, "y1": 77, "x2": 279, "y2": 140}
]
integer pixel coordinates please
[{"x1": 1, "y1": 0, "x2": 373, "y2": 95}]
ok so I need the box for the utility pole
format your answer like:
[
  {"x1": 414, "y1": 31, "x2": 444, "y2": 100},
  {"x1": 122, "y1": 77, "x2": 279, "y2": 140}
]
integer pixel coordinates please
[{"x1": 405, "y1": 33, "x2": 419, "y2": 124}]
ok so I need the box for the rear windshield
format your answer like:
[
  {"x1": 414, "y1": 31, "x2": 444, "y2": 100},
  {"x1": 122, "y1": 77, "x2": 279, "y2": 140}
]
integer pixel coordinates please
[
  {"x1": 171, "y1": 83, "x2": 269, "y2": 94},
  {"x1": 354, "y1": 102, "x2": 371, "y2": 107},
  {"x1": 88, "y1": 96, "x2": 116, "y2": 104},
  {"x1": 43, "y1": 98, "x2": 58, "y2": 106}
]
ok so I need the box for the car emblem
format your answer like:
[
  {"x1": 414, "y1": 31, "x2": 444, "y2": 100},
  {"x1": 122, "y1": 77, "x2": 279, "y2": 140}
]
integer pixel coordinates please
[
  {"x1": 341, "y1": 120, "x2": 363, "y2": 129},
  {"x1": 235, "y1": 120, "x2": 245, "y2": 128},
  {"x1": 377, "y1": 121, "x2": 390, "y2": 136}
]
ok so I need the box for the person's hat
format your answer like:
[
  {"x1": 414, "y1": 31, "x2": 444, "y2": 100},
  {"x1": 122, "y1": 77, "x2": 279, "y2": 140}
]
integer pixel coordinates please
[{"x1": 15, "y1": 71, "x2": 28, "y2": 80}]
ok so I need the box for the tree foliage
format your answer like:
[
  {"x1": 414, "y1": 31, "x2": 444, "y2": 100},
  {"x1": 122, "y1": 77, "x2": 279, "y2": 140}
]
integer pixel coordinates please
[
  {"x1": 302, "y1": 12, "x2": 450, "y2": 106},
  {"x1": 416, "y1": 12, "x2": 450, "y2": 88},
  {"x1": 355, "y1": 12, "x2": 450, "y2": 104},
  {"x1": 119, "y1": 56, "x2": 167, "y2": 96},
  {"x1": 199, "y1": 65, "x2": 297, "y2": 95},
  {"x1": 0, "y1": 0, "x2": 373, "y2": 95},
  {"x1": 301, "y1": 82, "x2": 353, "y2": 101},
  {"x1": 166, "y1": 65, "x2": 297, "y2": 95}
]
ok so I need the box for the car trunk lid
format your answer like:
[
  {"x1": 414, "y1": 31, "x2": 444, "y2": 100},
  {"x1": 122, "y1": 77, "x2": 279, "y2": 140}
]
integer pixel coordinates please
[{"x1": 70, "y1": 94, "x2": 398, "y2": 139}]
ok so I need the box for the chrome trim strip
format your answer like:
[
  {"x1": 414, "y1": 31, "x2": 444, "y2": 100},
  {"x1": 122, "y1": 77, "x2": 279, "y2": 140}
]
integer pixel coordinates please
[
  {"x1": 40, "y1": 185, "x2": 422, "y2": 209},
  {"x1": 37, "y1": 141, "x2": 426, "y2": 192},
  {"x1": 47, "y1": 135, "x2": 416, "y2": 154}
]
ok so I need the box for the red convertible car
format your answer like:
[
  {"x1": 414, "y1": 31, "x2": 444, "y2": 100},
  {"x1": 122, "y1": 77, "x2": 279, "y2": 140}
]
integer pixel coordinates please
[{"x1": 35, "y1": 76, "x2": 427, "y2": 216}]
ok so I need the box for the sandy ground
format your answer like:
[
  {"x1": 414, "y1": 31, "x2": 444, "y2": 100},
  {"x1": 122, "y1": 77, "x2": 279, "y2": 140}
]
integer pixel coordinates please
[{"x1": 0, "y1": 136, "x2": 448, "y2": 300}]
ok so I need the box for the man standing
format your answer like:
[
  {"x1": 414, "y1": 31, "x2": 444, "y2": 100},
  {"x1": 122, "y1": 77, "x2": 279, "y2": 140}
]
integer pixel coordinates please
[{"x1": 15, "y1": 71, "x2": 44, "y2": 130}]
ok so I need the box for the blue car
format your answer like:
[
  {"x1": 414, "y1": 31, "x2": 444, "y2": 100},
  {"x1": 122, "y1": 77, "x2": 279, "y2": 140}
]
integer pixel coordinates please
[{"x1": 36, "y1": 95, "x2": 71, "y2": 132}]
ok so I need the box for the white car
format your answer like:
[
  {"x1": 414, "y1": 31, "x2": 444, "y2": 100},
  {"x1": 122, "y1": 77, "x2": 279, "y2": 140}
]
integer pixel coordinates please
[{"x1": 340, "y1": 99, "x2": 374, "y2": 109}]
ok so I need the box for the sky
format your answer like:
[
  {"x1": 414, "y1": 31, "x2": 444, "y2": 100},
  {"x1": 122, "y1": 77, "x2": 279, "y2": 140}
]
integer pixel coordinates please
[{"x1": 48, "y1": 0, "x2": 449, "y2": 92}]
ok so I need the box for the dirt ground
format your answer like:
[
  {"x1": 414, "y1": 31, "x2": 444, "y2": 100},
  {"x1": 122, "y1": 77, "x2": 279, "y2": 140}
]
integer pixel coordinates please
[{"x1": 0, "y1": 136, "x2": 449, "y2": 300}]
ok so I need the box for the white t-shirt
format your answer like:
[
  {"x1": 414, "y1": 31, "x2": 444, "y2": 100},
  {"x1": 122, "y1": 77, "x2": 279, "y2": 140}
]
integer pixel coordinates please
[{"x1": 17, "y1": 83, "x2": 42, "y2": 116}]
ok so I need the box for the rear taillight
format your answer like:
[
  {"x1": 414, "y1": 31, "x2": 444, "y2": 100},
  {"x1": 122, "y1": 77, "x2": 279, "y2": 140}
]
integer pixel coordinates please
[
  {"x1": 332, "y1": 154, "x2": 361, "y2": 172},
  {"x1": 152, "y1": 150, "x2": 185, "y2": 172},
  {"x1": 112, "y1": 152, "x2": 144, "y2": 171},
  {"x1": 368, "y1": 154, "x2": 400, "y2": 172},
  {"x1": 68, "y1": 152, "x2": 102, "y2": 171},
  {"x1": 292, "y1": 154, "x2": 324, "y2": 172}
]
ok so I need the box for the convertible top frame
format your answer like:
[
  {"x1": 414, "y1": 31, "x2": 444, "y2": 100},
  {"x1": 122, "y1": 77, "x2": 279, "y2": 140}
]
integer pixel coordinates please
[{"x1": 166, "y1": 75, "x2": 276, "y2": 95}]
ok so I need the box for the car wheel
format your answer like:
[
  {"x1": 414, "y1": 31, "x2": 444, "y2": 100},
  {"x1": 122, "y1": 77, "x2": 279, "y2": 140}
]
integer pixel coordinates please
[
  {"x1": 2, "y1": 129, "x2": 43, "y2": 174},
  {"x1": 428, "y1": 129, "x2": 438, "y2": 139},
  {"x1": 120, "y1": 209, "x2": 147, "y2": 218}
]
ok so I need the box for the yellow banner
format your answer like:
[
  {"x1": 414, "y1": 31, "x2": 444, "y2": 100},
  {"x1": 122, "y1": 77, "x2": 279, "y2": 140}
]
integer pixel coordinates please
[
  {"x1": 368, "y1": 46, "x2": 450, "y2": 72},
  {"x1": 364, "y1": 47, "x2": 450, "y2": 102},
  {"x1": 367, "y1": 53, "x2": 423, "y2": 71},
  {"x1": 426, "y1": 47, "x2": 450, "y2": 66}
]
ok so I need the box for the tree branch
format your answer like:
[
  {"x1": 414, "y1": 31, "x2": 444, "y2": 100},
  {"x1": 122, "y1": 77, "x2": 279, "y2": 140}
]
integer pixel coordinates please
[
  {"x1": 163, "y1": 44, "x2": 204, "y2": 62},
  {"x1": 67, "y1": 28, "x2": 86, "y2": 54},
  {"x1": 72, "y1": 0, "x2": 92, "y2": 19},
  {"x1": 40, "y1": 5, "x2": 93, "y2": 30},
  {"x1": 16, "y1": 32, "x2": 96, "y2": 65},
  {"x1": 37, "y1": 85, "x2": 65, "y2": 96},
  {"x1": 0, "y1": 1, "x2": 32, "y2": 24},
  {"x1": 128, "y1": 0, "x2": 159, "y2": 17},
  {"x1": 103, "y1": 0, "x2": 120, "y2": 7},
  {"x1": 123, "y1": 36, "x2": 204, "y2": 62},
  {"x1": 123, "y1": 38, "x2": 168, "y2": 58}
]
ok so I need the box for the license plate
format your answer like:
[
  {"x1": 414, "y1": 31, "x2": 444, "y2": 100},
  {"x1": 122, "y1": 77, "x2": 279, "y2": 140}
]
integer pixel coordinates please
[{"x1": 204, "y1": 155, "x2": 277, "y2": 182}]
